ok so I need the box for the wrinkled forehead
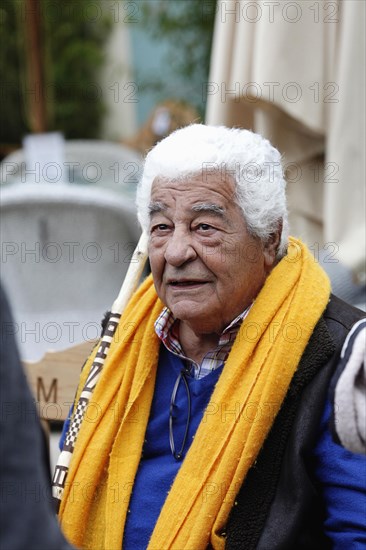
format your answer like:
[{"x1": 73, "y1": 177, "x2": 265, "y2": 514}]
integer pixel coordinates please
[
  {"x1": 149, "y1": 170, "x2": 237, "y2": 200},
  {"x1": 148, "y1": 171, "x2": 242, "y2": 224},
  {"x1": 150, "y1": 167, "x2": 237, "y2": 190}
]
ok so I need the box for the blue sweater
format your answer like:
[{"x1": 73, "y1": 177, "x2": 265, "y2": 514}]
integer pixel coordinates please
[
  {"x1": 312, "y1": 398, "x2": 366, "y2": 549},
  {"x1": 122, "y1": 346, "x2": 223, "y2": 550},
  {"x1": 59, "y1": 350, "x2": 366, "y2": 548}
]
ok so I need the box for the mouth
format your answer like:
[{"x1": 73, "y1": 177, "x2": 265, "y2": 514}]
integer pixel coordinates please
[{"x1": 168, "y1": 279, "x2": 208, "y2": 288}]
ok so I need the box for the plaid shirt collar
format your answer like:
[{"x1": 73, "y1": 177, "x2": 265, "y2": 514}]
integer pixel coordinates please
[{"x1": 154, "y1": 305, "x2": 252, "y2": 380}]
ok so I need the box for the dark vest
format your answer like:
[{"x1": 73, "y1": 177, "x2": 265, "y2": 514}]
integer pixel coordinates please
[{"x1": 225, "y1": 295, "x2": 365, "y2": 549}]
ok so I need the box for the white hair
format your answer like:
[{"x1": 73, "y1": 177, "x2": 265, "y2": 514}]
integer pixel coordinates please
[{"x1": 136, "y1": 124, "x2": 289, "y2": 256}]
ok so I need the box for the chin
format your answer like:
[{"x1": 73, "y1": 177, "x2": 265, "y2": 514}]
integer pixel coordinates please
[
  {"x1": 171, "y1": 307, "x2": 201, "y2": 322},
  {"x1": 169, "y1": 302, "x2": 203, "y2": 321},
  {"x1": 172, "y1": 308, "x2": 221, "y2": 334}
]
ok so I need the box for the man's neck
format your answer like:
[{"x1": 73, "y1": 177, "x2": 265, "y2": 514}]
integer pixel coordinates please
[{"x1": 178, "y1": 322, "x2": 221, "y2": 365}]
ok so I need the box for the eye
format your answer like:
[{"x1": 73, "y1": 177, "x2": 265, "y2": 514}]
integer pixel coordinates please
[
  {"x1": 195, "y1": 223, "x2": 217, "y2": 234},
  {"x1": 150, "y1": 223, "x2": 170, "y2": 234},
  {"x1": 198, "y1": 223, "x2": 212, "y2": 231}
]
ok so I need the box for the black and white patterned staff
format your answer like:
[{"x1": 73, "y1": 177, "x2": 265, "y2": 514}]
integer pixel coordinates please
[{"x1": 52, "y1": 232, "x2": 149, "y2": 510}]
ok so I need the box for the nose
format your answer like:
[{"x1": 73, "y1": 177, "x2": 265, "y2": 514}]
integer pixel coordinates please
[{"x1": 164, "y1": 226, "x2": 197, "y2": 267}]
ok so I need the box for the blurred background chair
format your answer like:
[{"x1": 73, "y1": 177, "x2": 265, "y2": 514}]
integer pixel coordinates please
[
  {"x1": 1, "y1": 182, "x2": 141, "y2": 363},
  {"x1": 0, "y1": 180, "x2": 142, "y2": 452},
  {"x1": 1, "y1": 140, "x2": 144, "y2": 467}
]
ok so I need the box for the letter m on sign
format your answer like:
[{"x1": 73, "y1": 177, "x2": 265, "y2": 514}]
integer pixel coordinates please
[{"x1": 37, "y1": 376, "x2": 58, "y2": 403}]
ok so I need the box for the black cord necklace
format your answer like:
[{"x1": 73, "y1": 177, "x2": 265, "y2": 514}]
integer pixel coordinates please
[{"x1": 169, "y1": 368, "x2": 191, "y2": 460}]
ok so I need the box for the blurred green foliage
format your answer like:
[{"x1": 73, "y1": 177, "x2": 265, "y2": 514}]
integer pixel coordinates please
[
  {"x1": 0, "y1": 0, "x2": 111, "y2": 145},
  {"x1": 0, "y1": 1, "x2": 25, "y2": 144},
  {"x1": 137, "y1": 0, "x2": 217, "y2": 117}
]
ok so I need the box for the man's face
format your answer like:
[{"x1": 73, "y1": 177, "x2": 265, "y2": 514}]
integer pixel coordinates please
[{"x1": 148, "y1": 171, "x2": 277, "y2": 335}]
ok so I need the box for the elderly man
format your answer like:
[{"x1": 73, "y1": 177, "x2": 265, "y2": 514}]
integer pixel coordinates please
[{"x1": 56, "y1": 125, "x2": 365, "y2": 549}]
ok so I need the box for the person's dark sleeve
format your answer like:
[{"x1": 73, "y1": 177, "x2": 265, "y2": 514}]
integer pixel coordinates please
[{"x1": 0, "y1": 285, "x2": 75, "y2": 550}]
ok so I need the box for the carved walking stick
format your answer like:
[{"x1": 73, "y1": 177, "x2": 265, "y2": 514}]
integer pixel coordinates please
[{"x1": 52, "y1": 232, "x2": 149, "y2": 509}]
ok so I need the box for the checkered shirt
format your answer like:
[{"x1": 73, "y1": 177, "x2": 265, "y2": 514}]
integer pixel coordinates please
[{"x1": 154, "y1": 305, "x2": 252, "y2": 380}]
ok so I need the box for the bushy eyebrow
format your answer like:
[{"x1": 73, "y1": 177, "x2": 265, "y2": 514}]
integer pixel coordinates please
[
  {"x1": 148, "y1": 201, "x2": 226, "y2": 219},
  {"x1": 191, "y1": 203, "x2": 225, "y2": 216},
  {"x1": 148, "y1": 201, "x2": 168, "y2": 216}
]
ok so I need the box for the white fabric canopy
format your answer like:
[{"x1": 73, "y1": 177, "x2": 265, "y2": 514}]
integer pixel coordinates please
[{"x1": 206, "y1": 0, "x2": 365, "y2": 282}]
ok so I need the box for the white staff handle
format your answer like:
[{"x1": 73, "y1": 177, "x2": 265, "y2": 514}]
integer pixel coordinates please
[{"x1": 111, "y1": 231, "x2": 149, "y2": 315}]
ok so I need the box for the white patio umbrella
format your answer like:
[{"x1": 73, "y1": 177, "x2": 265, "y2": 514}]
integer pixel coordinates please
[{"x1": 206, "y1": 0, "x2": 365, "y2": 285}]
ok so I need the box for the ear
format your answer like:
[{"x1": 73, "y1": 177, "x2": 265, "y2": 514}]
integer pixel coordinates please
[{"x1": 263, "y1": 221, "x2": 282, "y2": 271}]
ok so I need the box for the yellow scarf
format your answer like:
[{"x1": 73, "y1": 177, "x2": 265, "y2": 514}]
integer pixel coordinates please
[{"x1": 59, "y1": 238, "x2": 330, "y2": 549}]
